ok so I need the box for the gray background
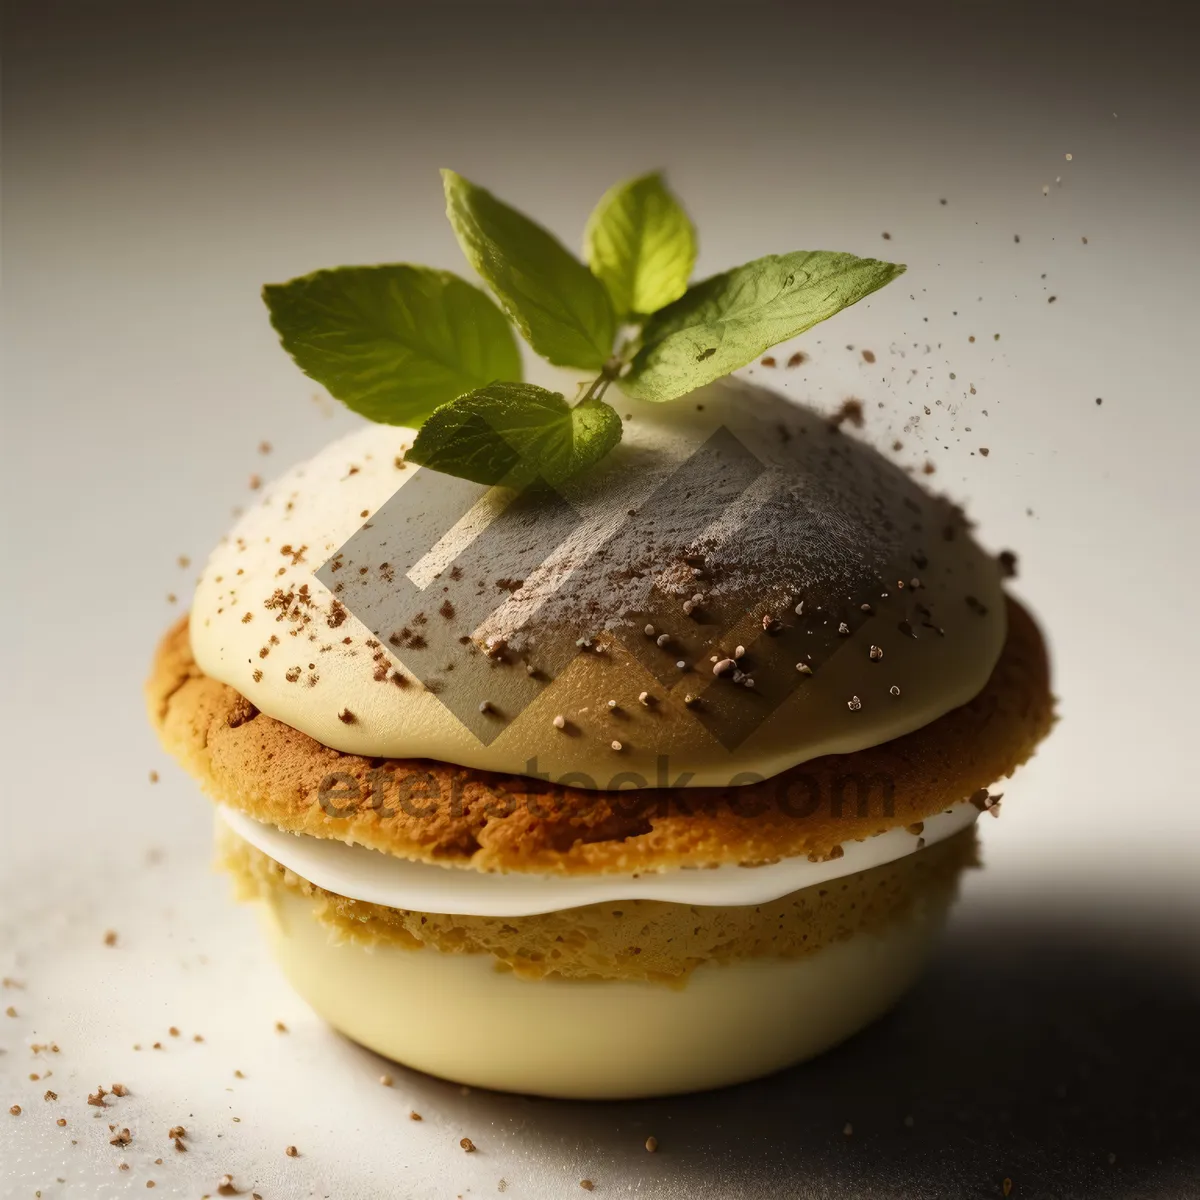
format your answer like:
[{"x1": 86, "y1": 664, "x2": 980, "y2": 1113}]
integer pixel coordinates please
[{"x1": 2, "y1": 2, "x2": 1198, "y2": 1197}]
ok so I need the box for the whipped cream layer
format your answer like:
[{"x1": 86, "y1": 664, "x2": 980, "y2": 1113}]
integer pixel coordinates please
[
  {"x1": 191, "y1": 377, "x2": 1005, "y2": 788},
  {"x1": 220, "y1": 802, "x2": 978, "y2": 916}
]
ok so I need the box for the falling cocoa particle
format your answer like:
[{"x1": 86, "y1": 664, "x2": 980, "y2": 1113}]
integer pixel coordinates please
[
  {"x1": 645, "y1": 1136, "x2": 659, "y2": 1152},
  {"x1": 861, "y1": 349, "x2": 876, "y2": 363},
  {"x1": 997, "y1": 549, "x2": 1019, "y2": 579},
  {"x1": 439, "y1": 599, "x2": 455, "y2": 619},
  {"x1": 338, "y1": 709, "x2": 357, "y2": 724}
]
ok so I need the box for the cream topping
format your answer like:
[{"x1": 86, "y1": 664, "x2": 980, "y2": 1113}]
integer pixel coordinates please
[{"x1": 190, "y1": 377, "x2": 1006, "y2": 788}]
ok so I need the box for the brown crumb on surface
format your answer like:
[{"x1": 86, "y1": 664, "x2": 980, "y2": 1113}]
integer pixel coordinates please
[
  {"x1": 460, "y1": 1137, "x2": 476, "y2": 1152},
  {"x1": 249, "y1": 474, "x2": 262, "y2": 491},
  {"x1": 787, "y1": 351, "x2": 808, "y2": 367},
  {"x1": 861, "y1": 349, "x2": 876, "y2": 363},
  {"x1": 147, "y1": 1182, "x2": 156, "y2": 1189},
  {"x1": 409, "y1": 1110, "x2": 422, "y2": 1121},
  {"x1": 843, "y1": 1122, "x2": 854, "y2": 1136},
  {"x1": 88, "y1": 1088, "x2": 107, "y2": 1107},
  {"x1": 175, "y1": 1137, "x2": 187, "y2": 1152},
  {"x1": 5, "y1": 1006, "x2": 16, "y2": 1017},
  {"x1": 979, "y1": 447, "x2": 990, "y2": 457},
  {"x1": 234, "y1": 1069, "x2": 245, "y2": 1079},
  {"x1": 258, "y1": 441, "x2": 272, "y2": 455},
  {"x1": 9, "y1": 1105, "x2": 20, "y2": 1116},
  {"x1": 274, "y1": 1021, "x2": 288, "y2": 1033},
  {"x1": 580, "y1": 1183, "x2": 594, "y2": 1192},
  {"x1": 830, "y1": 399, "x2": 865, "y2": 429},
  {"x1": 57, "y1": 1118, "x2": 67, "y2": 1126},
  {"x1": 645, "y1": 1136, "x2": 658, "y2": 1152},
  {"x1": 218, "y1": 1175, "x2": 238, "y2": 1195},
  {"x1": 379, "y1": 1074, "x2": 393, "y2": 1087},
  {"x1": 286, "y1": 1145, "x2": 299, "y2": 1157},
  {"x1": 338, "y1": 708, "x2": 357, "y2": 725},
  {"x1": 44, "y1": 1090, "x2": 57, "y2": 1101},
  {"x1": 169, "y1": 1126, "x2": 186, "y2": 1139},
  {"x1": 760, "y1": 355, "x2": 776, "y2": 367},
  {"x1": 110, "y1": 1128, "x2": 132, "y2": 1146},
  {"x1": 169, "y1": 1027, "x2": 180, "y2": 1037},
  {"x1": 104, "y1": 930, "x2": 118, "y2": 946},
  {"x1": 110, "y1": 1083, "x2": 128, "y2": 1097}
]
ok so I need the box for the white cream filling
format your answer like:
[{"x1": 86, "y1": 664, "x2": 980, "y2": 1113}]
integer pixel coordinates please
[{"x1": 220, "y1": 801, "x2": 977, "y2": 916}]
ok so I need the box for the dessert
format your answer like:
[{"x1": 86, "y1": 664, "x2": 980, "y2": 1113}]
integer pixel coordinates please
[{"x1": 149, "y1": 171, "x2": 1053, "y2": 1098}]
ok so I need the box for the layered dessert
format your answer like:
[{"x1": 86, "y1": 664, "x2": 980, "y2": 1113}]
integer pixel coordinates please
[{"x1": 148, "y1": 170, "x2": 1053, "y2": 1097}]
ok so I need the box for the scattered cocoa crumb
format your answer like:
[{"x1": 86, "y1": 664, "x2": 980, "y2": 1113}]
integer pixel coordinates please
[
  {"x1": 57, "y1": 1118, "x2": 67, "y2": 1126},
  {"x1": 218, "y1": 1175, "x2": 238, "y2": 1195},
  {"x1": 147, "y1": 1182, "x2": 156, "y2": 1189},
  {"x1": 258, "y1": 441, "x2": 272, "y2": 455},
  {"x1": 979, "y1": 447, "x2": 990, "y2": 457},
  {"x1": 110, "y1": 1083, "x2": 128, "y2": 1097},
  {"x1": 152, "y1": 1042, "x2": 162, "y2": 1050},
  {"x1": 881, "y1": 231, "x2": 891, "y2": 240},
  {"x1": 997, "y1": 549, "x2": 1018, "y2": 578},
  {"x1": 88, "y1": 1088, "x2": 107, "y2": 1107},
  {"x1": 338, "y1": 708, "x2": 357, "y2": 725},
  {"x1": 922, "y1": 460, "x2": 936, "y2": 475},
  {"x1": 460, "y1": 1137, "x2": 476, "y2": 1153},
  {"x1": 110, "y1": 1127, "x2": 132, "y2": 1146},
  {"x1": 175, "y1": 1137, "x2": 187, "y2": 1152},
  {"x1": 830, "y1": 398, "x2": 865, "y2": 429},
  {"x1": 9, "y1": 1105, "x2": 21, "y2": 1116},
  {"x1": 148, "y1": 770, "x2": 159, "y2": 784},
  {"x1": 249, "y1": 474, "x2": 262, "y2": 490},
  {"x1": 760, "y1": 355, "x2": 776, "y2": 367},
  {"x1": 843, "y1": 1122, "x2": 854, "y2": 1136},
  {"x1": 645, "y1": 1136, "x2": 658, "y2": 1152},
  {"x1": 409, "y1": 1111, "x2": 422, "y2": 1121},
  {"x1": 193, "y1": 1034, "x2": 204, "y2": 1043},
  {"x1": 861, "y1": 349, "x2": 876, "y2": 363},
  {"x1": 104, "y1": 930, "x2": 118, "y2": 947},
  {"x1": 44, "y1": 1090, "x2": 57, "y2": 1101},
  {"x1": 274, "y1": 1020, "x2": 287, "y2": 1033},
  {"x1": 169, "y1": 1027, "x2": 180, "y2": 1038},
  {"x1": 166, "y1": 593, "x2": 177, "y2": 604},
  {"x1": 234, "y1": 1070, "x2": 245, "y2": 1079},
  {"x1": 286, "y1": 1145, "x2": 299, "y2": 1157},
  {"x1": 5, "y1": 1006, "x2": 16, "y2": 1018},
  {"x1": 379, "y1": 1075, "x2": 393, "y2": 1087},
  {"x1": 787, "y1": 351, "x2": 808, "y2": 367},
  {"x1": 169, "y1": 1126, "x2": 186, "y2": 1139}
]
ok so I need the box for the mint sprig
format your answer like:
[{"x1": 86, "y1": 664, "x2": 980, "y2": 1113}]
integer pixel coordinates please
[
  {"x1": 263, "y1": 169, "x2": 905, "y2": 487},
  {"x1": 621, "y1": 251, "x2": 906, "y2": 403},
  {"x1": 443, "y1": 170, "x2": 616, "y2": 371},
  {"x1": 263, "y1": 265, "x2": 520, "y2": 426},
  {"x1": 583, "y1": 172, "x2": 696, "y2": 321},
  {"x1": 406, "y1": 383, "x2": 622, "y2": 487}
]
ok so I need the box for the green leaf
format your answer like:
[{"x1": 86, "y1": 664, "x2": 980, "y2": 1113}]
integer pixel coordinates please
[
  {"x1": 620, "y1": 251, "x2": 906, "y2": 402},
  {"x1": 583, "y1": 171, "x2": 696, "y2": 320},
  {"x1": 406, "y1": 382, "x2": 623, "y2": 487},
  {"x1": 263, "y1": 265, "x2": 521, "y2": 426},
  {"x1": 442, "y1": 169, "x2": 616, "y2": 370}
]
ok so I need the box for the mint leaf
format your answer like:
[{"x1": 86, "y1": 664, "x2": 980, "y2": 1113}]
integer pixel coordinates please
[
  {"x1": 584, "y1": 171, "x2": 696, "y2": 320},
  {"x1": 263, "y1": 265, "x2": 521, "y2": 425},
  {"x1": 620, "y1": 251, "x2": 906, "y2": 402},
  {"x1": 406, "y1": 382, "x2": 622, "y2": 487},
  {"x1": 442, "y1": 170, "x2": 616, "y2": 370}
]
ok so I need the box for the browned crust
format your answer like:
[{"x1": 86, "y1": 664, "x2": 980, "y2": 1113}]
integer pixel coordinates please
[{"x1": 148, "y1": 596, "x2": 1054, "y2": 873}]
